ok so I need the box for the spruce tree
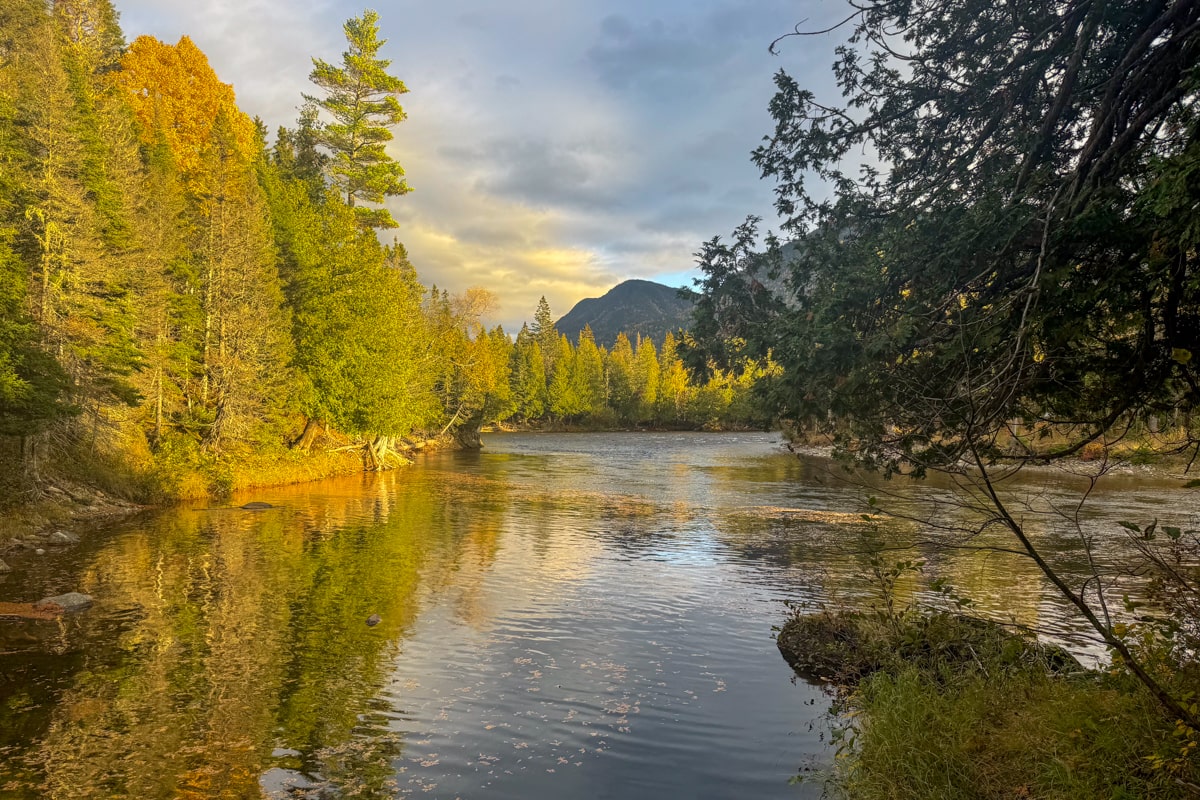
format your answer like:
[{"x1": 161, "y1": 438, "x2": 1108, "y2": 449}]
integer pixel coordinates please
[
  {"x1": 606, "y1": 333, "x2": 636, "y2": 420},
  {"x1": 530, "y1": 296, "x2": 559, "y2": 374}
]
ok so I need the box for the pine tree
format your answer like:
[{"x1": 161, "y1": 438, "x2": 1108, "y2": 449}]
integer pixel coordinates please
[{"x1": 305, "y1": 10, "x2": 410, "y2": 230}]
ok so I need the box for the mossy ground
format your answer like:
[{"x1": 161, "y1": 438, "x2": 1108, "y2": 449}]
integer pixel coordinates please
[{"x1": 780, "y1": 610, "x2": 1200, "y2": 799}]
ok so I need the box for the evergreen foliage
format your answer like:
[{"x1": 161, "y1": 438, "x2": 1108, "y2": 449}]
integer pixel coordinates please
[
  {"x1": 691, "y1": 0, "x2": 1200, "y2": 727},
  {"x1": 0, "y1": 3, "x2": 776, "y2": 501},
  {"x1": 694, "y1": 0, "x2": 1200, "y2": 472},
  {"x1": 305, "y1": 9, "x2": 410, "y2": 230}
]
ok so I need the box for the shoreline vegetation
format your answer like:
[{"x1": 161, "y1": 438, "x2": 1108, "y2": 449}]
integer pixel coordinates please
[
  {"x1": 0, "y1": 421, "x2": 769, "y2": 549},
  {"x1": 0, "y1": 4, "x2": 777, "y2": 543},
  {"x1": 779, "y1": 607, "x2": 1200, "y2": 799}
]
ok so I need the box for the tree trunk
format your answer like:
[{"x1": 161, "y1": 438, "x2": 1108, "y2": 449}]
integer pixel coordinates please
[
  {"x1": 291, "y1": 417, "x2": 320, "y2": 450},
  {"x1": 453, "y1": 412, "x2": 484, "y2": 450}
]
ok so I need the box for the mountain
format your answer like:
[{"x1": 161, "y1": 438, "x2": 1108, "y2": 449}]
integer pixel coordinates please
[{"x1": 556, "y1": 279, "x2": 696, "y2": 349}]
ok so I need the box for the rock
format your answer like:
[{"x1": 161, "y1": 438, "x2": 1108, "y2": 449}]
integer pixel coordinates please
[
  {"x1": 259, "y1": 767, "x2": 322, "y2": 799},
  {"x1": 34, "y1": 548, "x2": 45, "y2": 555},
  {"x1": 34, "y1": 592, "x2": 94, "y2": 613},
  {"x1": 240, "y1": 502, "x2": 274, "y2": 510},
  {"x1": 0, "y1": 558, "x2": 10, "y2": 573},
  {"x1": 366, "y1": 614, "x2": 381, "y2": 627},
  {"x1": 46, "y1": 530, "x2": 80, "y2": 546}
]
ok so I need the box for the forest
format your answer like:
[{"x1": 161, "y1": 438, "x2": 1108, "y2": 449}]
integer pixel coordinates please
[{"x1": 0, "y1": 1, "x2": 771, "y2": 505}]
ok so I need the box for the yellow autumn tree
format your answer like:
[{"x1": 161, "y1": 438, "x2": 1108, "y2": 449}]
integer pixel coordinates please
[{"x1": 116, "y1": 35, "x2": 255, "y2": 175}]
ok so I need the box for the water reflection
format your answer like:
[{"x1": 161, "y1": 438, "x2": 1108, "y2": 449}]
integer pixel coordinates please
[{"x1": 0, "y1": 432, "x2": 1189, "y2": 798}]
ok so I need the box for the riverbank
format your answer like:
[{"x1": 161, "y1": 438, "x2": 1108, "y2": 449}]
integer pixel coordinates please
[
  {"x1": 0, "y1": 434, "x2": 452, "y2": 550},
  {"x1": 783, "y1": 429, "x2": 1197, "y2": 480},
  {"x1": 482, "y1": 419, "x2": 771, "y2": 434},
  {"x1": 0, "y1": 481, "x2": 145, "y2": 562},
  {"x1": 780, "y1": 609, "x2": 1200, "y2": 798},
  {"x1": 3, "y1": 424, "x2": 769, "y2": 549}
]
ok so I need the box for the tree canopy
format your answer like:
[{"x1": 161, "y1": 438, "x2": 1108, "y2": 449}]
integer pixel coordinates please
[
  {"x1": 695, "y1": 0, "x2": 1200, "y2": 473},
  {"x1": 691, "y1": 0, "x2": 1200, "y2": 727}
]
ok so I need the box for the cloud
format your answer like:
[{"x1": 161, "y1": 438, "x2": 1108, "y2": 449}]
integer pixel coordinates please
[{"x1": 114, "y1": 0, "x2": 848, "y2": 331}]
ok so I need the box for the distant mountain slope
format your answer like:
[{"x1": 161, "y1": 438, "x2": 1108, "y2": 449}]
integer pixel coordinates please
[{"x1": 556, "y1": 279, "x2": 695, "y2": 349}]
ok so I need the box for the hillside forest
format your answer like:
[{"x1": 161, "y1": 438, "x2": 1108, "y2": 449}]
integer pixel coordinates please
[{"x1": 0, "y1": 1, "x2": 772, "y2": 502}]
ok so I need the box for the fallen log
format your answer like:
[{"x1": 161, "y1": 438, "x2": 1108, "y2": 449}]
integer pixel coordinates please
[{"x1": 0, "y1": 592, "x2": 94, "y2": 621}]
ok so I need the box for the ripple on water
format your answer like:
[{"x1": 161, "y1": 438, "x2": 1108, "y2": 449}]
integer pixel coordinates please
[{"x1": 3, "y1": 431, "x2": 1176, "y2": 799}]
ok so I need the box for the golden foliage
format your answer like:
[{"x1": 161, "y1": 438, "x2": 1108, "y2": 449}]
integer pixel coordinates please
[{"x1": 116, "y1": 35, "x2": 256, "y2": 173}]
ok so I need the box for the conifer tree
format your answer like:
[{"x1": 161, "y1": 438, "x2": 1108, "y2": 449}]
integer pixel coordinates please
[
  {"x1": 264, "y1": 150, "x2": 435, "y2": 462},
  {"x1": 530, "y1": 296, "x2": 559, "y2": 374},
  {"x1": 657, "y1": 332, "x2": 689, "y2": 423},
  {"x1": 575, "y1": 326, "x2": 606, "y2": 413},
  {"x1": 633, "y1": 337, "x2": 660, "y2": 422},
  {"x1": 510, "y1": 325, "x2": 546, "y2": 421},
  {"x1": 186, "y1": 112, "x2": 287, "y2": 449},
  {"x1": 18, "y1": 2, "x2": 140, "y2": 412},
  {"x1": 547, "y1": 335, "x2": 585, "y2": 420},
  {"x1": 306, "y1": 9, "x2": 410, "y2": 230},
  {"x1": 606, "y1": 333, "x2": 636, "y2": 420}
]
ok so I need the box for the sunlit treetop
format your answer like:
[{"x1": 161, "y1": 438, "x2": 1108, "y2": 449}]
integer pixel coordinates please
[
  {"x1": 116, "y1": 35, "x2": 256, "y2": 174},
  {"x1": 305, "y1": 9, "x2": 410, "y2": 230}
]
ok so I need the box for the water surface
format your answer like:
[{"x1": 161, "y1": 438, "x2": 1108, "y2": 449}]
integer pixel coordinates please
[{"x1": 0, "y1": 432, "x2": 1192, "y2": 798}]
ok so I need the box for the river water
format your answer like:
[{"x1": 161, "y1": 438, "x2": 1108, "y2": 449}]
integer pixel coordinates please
[{"x1": 0, "y1": 432, "x2": 1194, "y2": 799}]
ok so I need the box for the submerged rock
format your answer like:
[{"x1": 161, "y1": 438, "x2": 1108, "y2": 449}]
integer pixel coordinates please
[
  {"x1": 366, "y1": 614, "x2": 381, "y2": 627},
  {"x1": 35, "y1": 592, "x2": 94, "y2": 614},
  {"x1": 0, "y1": 558, "x2": 10, "y2": 573},
  {"x1": 259, "y1": 767, "x2": 325, "y2": 799},
  {"x1": 46, "y1": 530, "x2": 80, "y2": 546}
]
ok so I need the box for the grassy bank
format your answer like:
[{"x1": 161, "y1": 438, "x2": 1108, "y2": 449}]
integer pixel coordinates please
[
  {"x1": 780, "y1": 610, "x2": 1200, "y2": 799},
  {"x1": 0, "y1": 434, "x2": 451, "y2": 548}
]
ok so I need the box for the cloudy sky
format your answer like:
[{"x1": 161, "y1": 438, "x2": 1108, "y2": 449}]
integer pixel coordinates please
[{"x1": 114, "y1": 0, "x2": 845, "y2": 330}]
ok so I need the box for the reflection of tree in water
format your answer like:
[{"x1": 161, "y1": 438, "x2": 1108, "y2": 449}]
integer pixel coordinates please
[
  {"x1": 709, "y1": 457, "x2": 1169, "y2": 649},
  {"x1": 0, "y1": 471, "x2": 476, "y2": 799},
  {"x1": 310, "y1": 724, "x2": 405, "y2": 798}
]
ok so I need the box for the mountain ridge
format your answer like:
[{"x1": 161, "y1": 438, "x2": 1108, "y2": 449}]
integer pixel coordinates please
[{"x1": 555, "y1": 279, "x2": 695, "y2": 349}]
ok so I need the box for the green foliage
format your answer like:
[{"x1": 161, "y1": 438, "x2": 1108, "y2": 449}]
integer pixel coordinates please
[
  {"x1": 694, "y1": 0, "x2": 1200, "y2": 472},
  {"x1": 780, "y1": 605, "x2": 1198, "y2": 799},
  {"x1": 510, "y1": 326, "x2": 547, "y2": 421},
  {"x1": 0, "y1": 1, "x2": 777, "y2": 495},
  {"x1": 265, "y1": 167, "x2": 435, "y2": 440},
  {"x1": 839, "y1": 664, "x2": 1197, "y2": 800},
  {"x1": 574, "y1": 326, "x2": 606, "y2": 413},
  {"x1": 548, "y1": 334, "x2": 586, "y2": 420},
  {"x1": 305, "y1": 9, "x2": 409, "y2": 230},
  {"x1": 693, "y1": 0, "x2": 1200, "y2": 732}
]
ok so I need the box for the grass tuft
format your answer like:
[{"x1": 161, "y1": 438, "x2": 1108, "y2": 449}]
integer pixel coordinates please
[{"x1": 783, "y1": 610, "x2": 1200, "y2": 799}]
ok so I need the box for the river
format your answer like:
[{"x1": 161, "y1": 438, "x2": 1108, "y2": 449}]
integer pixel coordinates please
[{"x1": 0, "y1": 431, "x2": 1193, "y2": 798}]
